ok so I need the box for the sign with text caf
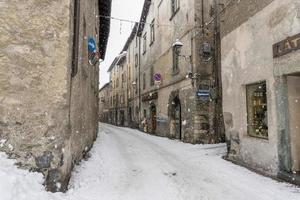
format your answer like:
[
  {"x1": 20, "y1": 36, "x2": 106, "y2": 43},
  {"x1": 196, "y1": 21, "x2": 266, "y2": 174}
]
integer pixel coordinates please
[{"x1": 273, "y1": 33, "x2": 300, "y2": 58}]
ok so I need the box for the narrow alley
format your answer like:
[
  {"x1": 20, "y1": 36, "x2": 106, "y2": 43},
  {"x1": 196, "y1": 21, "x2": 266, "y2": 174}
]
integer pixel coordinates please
[{"x1": 2, "y1": 123, "x2": 300, "y2": 200}]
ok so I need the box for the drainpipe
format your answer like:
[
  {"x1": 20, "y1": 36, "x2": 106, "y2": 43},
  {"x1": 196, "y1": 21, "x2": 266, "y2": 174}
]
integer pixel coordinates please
[
  {"x1": 138, "y1": 36, "x2": 142, "y2": 129},
  {"x1": 213, "y1": 0, "x2": 225, "y2": 142}
]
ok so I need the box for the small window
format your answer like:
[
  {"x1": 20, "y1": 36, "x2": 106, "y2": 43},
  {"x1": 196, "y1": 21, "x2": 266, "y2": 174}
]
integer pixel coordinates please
[
  {"x1": 171, "y1": 0, "x2": 180, "y2": 18},
  {"x1": 246, "y1": 81, "x2": 268, "y2": 139},
  {"x1": 143, "y1": 33, "x2": 147, "y2": 54},
  {"x1": 135, "y1": 54, "x2": 138, "y2": 68},
  {"x1": 135, "y1": 78, "x2": 138, "y2": 94},
  {"x1": 143, "y1": 109, "x2": 147, "y2": 118},
  {"x1": 150, "y1": 19, "x2": 155, "y2": 45},
  {"x1": 172, "y1": 46, "x2": 180, "y2": 73},
  {"x1": 150, "y1": 66, "x2": 154, "y2": 86},
  {"x1": 143, "y1": 73, "x2": 146, "y2": 90}
]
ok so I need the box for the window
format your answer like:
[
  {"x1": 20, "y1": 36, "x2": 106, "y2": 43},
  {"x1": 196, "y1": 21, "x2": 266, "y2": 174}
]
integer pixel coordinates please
[
  {"x1": 143, "y1": 109, "x2": 147, "y2": 118},
  {"x1": 135, "y1": 78, "x2": 138, "y2": 94},
  {"x1": 171, "y1": 0, "x2": 180, "y2": 18},
  {"x1": 116, "y1": 78, "x2": 119, "y2": 88},
  {"x1": 150, "y1": 66, "x2": 154, "y2": 86},
  {"x1": 246, "y1": 81, "x2": 268, "y2": 139},
  {"x1": 136, "y1": 36, "x2": 138, "y2": 47},
  {"x1": 172, "y1": 46, "x2": 180, "y2": 73},
  {"x1": 143, "y1": 33, "x2": 147, "y2": 54},
  {"x1": 128, "y1": 66, "x2": 131, "y2": 81},
  {"x1": 150, "y1": 19, "x2": 155, "y2": 45},
  {"x1": 121, "y1": 74, "x2": 124, "y2": 88},
  {"x1": 143, "y1": 73, "x2": 146, "y2": 90},
  {"x1": 135, "y1": 54, "x2": 138, "y2": 68}
]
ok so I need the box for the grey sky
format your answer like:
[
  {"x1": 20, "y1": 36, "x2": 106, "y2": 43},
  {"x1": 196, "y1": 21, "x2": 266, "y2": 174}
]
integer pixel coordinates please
[{"x1": 99, "y1": 0, "x2": 145, "y2": 88}]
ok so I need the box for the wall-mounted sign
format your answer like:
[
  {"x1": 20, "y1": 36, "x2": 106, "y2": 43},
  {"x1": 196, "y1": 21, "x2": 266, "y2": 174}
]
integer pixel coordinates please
[
  {"x1": 88, "y1": 37, "x2": 99, "y2": 65},
  {"x1": 197, "y1": 89, "x2": 210, "y2": 101},
  {"x1": 154, "y1": 73, "x2": 162, "y2": 85},
  {"x1": 273, "y1": 33, "x2": 300, "y2": 58},
  {"x1": 154, "y1": 73, "x2": 162, "y2": 81},
  {"x1": 156, "y1": 116, "x2": 168, "y2": 123},
  {"x1": 88, "y1": 37, "x2": 97, "y2": 53}
]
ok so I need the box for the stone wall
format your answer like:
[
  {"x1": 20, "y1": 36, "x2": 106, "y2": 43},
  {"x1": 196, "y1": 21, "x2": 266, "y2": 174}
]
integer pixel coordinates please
[
  {"x1": 0, "y1": 0, "x2": 71, "y2": 191},
  {"x1": 0, "y1": 0, "x2": 102, "y2": 192}
]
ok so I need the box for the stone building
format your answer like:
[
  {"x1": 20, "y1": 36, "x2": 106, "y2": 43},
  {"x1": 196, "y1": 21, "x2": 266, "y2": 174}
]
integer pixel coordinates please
[
  {"x1": 99, "y1": 83, "x2": 111, "y2": 123},
  {"x1": 136, "y1": 0, "x2": 224, "y2": 143},
  {"x1": 0, "y1": 0, "x2": 111, "y2": 192},
  {"x1": 107, "y1": 51, "x2": 129, "y2": 126},
  {"x1": 221, "y1": 0, "x2": 300, "y2": 184},
  {"x1": 104, "y1": 0, "x2": 224, "y2": 144}
]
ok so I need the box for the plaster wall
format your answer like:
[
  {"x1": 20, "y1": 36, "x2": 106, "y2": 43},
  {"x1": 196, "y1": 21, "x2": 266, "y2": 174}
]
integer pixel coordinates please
[{"x1": 221, "y1": 0, "x2": 300, "y2": 174}]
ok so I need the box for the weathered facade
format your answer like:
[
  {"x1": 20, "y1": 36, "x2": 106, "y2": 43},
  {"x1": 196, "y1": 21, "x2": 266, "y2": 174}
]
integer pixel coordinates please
[
  {"x1": 104, "y1": 0, "x2": 224, "y2": 144},
  {"x1": 221, "y1": 0, "x2": 300, "y2": 184},
  {"x1": 99, "y1": 83, "x2": 111, "y2": 123},
  {"x1": 107, "y1": 52, "x2": 129, "y2": 126},
  {"x1": 0, "y1": 0, "x2": 111, "y2": 192}
]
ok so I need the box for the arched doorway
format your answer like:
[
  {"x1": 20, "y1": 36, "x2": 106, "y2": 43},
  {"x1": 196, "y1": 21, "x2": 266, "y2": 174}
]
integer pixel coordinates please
[
  {"x1": 150, "y1": 104, "x2": 157, "y2": 134},
  {"x1": 172, "y1": 96, "x2": 182, "y2": 140}
]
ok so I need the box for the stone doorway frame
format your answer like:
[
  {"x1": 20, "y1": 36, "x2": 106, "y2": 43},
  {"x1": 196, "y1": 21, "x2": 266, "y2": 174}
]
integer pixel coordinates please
[{"x1": 168, "y1": 91, "x2": 182, "y2": 140}]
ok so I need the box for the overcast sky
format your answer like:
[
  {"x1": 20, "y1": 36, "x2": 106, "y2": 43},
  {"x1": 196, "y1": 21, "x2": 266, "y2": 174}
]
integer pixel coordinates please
[{"x1": 99, "y1": 0, "x2": 145, "y2": 88}]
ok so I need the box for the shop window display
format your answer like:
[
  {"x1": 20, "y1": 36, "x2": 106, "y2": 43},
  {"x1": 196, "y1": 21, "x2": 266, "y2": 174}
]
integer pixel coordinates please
[{"x1": 246, "y1": 81, "x2": 268, "y2": 139}]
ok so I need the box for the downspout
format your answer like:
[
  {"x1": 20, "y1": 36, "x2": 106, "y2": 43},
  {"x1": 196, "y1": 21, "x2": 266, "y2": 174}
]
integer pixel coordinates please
[{"x1": 138, "y1": 36, "x2": 142, "y2": 129}]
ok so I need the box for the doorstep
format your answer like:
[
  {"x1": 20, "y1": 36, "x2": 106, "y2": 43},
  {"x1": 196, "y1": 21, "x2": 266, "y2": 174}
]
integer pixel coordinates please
[{"x1": 278, "y1": 171, "x2": 300, "y2": 186}]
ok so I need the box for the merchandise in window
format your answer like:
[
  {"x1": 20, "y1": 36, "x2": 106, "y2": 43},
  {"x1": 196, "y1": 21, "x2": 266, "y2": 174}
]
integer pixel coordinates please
[{"x1": 246, "y1": 81, "x2": 268, "y2": 139}]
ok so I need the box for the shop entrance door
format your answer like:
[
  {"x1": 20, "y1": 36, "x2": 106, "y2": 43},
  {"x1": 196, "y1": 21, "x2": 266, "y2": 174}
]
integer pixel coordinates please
[
  {"x1": 120, "y1": 110, "x2": 125, "y2": 126},
  {"x1": 288, "y1": 75, "x2": 300, "y2": 172},
  {"x1": 150, "y1": 105, "x2": 157, "y2": 134},
  {"x1": 173, "y1": 97, "x2": 182, "y2": 140}
]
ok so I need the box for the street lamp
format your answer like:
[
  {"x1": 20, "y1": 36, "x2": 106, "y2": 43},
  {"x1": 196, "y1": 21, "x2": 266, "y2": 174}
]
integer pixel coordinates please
[{"x1": 172, "y1": 39, "x2": 195, "y2": 80}]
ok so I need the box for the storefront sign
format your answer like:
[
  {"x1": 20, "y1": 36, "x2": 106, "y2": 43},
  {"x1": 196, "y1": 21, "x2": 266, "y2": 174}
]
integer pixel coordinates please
[
  {"x1": 142, "y1": 92, "x2": 158, "y2": 102},
  {"x1": 273, "y1": 33, "x2": 300, "y2": 58}
]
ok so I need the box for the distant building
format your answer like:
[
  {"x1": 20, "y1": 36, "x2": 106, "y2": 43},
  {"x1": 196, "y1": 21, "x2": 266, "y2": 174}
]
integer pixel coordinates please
[
  {"x1": 221, "y1": 0, "x2": 300, "y2": 184},
  {"x1": 99, "y1": 83, "x2": 111, "y2": 123},
  {"x1": 107, "y1": 52, "x2": 129, "y2": 126},
  {"x1": 0, "y1": 0, "x2": 111, "y2": 192},
  {"x1": 105, "y1": 0, "x2": 225, "y2": 144}
]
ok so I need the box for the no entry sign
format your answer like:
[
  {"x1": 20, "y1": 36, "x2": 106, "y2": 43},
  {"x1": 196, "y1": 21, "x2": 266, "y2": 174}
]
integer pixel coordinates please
[{"x1": 154, "y1": 73, "x2": 162, "y2": 82}]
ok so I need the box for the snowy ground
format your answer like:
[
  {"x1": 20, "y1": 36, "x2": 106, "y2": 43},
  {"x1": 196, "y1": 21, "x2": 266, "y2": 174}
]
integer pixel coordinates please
[{"x1": 1, "y1": 123, "x2": 300, "y2": 200}]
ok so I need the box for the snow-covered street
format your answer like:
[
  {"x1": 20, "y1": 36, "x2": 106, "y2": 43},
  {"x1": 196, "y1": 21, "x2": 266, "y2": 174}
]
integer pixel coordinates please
[{"x1": 1, "y1": 123, "x2": 300, "y2": 200}]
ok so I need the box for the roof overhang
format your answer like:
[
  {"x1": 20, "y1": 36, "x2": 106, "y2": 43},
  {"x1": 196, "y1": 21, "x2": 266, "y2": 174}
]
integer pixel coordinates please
[{"x1": 99, "y1": 0, "x2": 112, "y2": 60}]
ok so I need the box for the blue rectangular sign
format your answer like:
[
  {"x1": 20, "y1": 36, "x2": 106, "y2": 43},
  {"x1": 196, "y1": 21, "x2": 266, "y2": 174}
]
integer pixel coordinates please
[{"x1": 197, "y1": 90, "x2": 210, "y2": 99}]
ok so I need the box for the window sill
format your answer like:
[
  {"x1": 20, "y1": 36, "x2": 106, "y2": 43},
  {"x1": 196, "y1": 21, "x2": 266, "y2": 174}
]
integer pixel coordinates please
[
  {"x1": 247, "y1": 134, "x2": 269, "y2": 141},
  {"x1": 169, "y1": 8, "x2": 180, "y2": 21}
]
